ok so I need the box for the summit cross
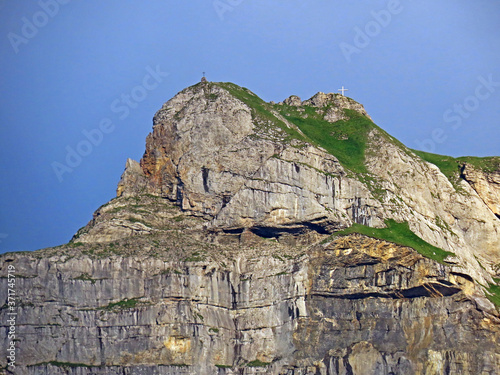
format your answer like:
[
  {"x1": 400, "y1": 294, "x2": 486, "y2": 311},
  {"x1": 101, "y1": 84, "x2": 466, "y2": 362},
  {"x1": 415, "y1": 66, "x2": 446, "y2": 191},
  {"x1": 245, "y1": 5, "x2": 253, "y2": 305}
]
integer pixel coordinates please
[{"x1": 338, "y1": 86, "x2": 349, "y2": 96}]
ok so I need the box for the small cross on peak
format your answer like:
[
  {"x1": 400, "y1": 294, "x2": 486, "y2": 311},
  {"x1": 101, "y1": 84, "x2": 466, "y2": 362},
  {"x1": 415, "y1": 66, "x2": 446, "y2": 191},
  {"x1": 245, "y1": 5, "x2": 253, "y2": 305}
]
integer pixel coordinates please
[
  {"x1": 338, "y1": 86, "x2": 349, "y2": 96},
  {"x1": 201, "y1": 72, "x2": 207, "y2": 83}
]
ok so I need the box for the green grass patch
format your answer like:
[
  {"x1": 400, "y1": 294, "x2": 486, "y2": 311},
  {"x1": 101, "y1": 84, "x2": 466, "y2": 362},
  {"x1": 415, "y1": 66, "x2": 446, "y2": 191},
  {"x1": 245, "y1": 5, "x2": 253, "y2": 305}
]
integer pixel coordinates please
[
  {"x1": 195, "y1": 312, "x2": 204, "y2": 321},
  {"x1": 209, "y1": 327, "x2": 219, "y2": 333},
  {"x1": 485, "y1": 283, "x2": 500, "y2": 309},
  {"x1": 335, "y1": 219, "x2": 455, "y2": 264},
  {"x1": 458, "y1": 155, "x2": 500, "y2": 173},
  {"x1": 412, "y1": 150, "x2": 463, "y2": 189},
  {"x1": 100, "y1": 298, "x2": 139, "y2": 310},
  {"x1": 280, "y1": 107, "x2": 373, "y2": 174},
  {"x1": 215, "y1": 364, "x2": 232, "y2": 368},
  {"x1": 247, "y1": 359, "x2": 271, "y2": 367},
  {"x1": 73, "y1": 273, "x2": 96, "y2": 284},
  {"x1": 128, "y1": 217, "x2": 151, "y2": 226}
]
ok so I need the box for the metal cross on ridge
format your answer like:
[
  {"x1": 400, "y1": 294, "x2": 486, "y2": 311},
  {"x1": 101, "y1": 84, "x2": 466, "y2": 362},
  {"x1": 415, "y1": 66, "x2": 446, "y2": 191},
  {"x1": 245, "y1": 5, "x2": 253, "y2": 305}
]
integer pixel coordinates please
[{"x1": 338, "y1": 86, "x2": 349, "y2": 96}]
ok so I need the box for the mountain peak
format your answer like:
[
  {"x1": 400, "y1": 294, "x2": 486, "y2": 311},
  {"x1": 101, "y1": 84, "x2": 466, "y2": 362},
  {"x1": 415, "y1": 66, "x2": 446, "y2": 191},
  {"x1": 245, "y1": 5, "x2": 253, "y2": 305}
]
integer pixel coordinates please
[
  {"x1": 8, "y1": 82, "x2": 500, "y2": 374},
  {"x1": 74, "y1": 82, "x2": 500, "y2": 292}
]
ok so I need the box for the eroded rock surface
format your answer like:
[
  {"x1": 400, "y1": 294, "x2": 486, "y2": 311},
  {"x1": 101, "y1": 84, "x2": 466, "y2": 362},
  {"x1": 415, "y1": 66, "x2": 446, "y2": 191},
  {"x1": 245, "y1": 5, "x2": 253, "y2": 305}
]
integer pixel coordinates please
[
  {"x1": 462, "y1": 162, "x2": 500, "y2": 217},
  {"x1": 1, "y1": 233, "x2": 498, "y2": 374}
]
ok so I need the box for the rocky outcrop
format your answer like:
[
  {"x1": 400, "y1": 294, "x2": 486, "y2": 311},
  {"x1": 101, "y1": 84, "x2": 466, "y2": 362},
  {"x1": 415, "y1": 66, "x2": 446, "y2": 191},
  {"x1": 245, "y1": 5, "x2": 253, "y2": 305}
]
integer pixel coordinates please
[
  {"x1": 461, "y1": 162, "x2": 500, "y2": 217},
  {"x1": 1, "y1": 81, "x2": 499, "y2": 374},
  {"x1": 116, "y1": 158, "x2": 148, "y2": 198},
  {"x1": 280, "y1": 92, "x2": 371, "y2": 123}
]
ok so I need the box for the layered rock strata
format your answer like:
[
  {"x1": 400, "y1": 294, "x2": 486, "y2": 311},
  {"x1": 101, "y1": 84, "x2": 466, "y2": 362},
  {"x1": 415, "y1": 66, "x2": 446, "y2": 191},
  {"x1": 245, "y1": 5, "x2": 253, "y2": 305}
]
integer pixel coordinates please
[{"x1": 1, "y1": 231, "x2": 498, "y2": 374}]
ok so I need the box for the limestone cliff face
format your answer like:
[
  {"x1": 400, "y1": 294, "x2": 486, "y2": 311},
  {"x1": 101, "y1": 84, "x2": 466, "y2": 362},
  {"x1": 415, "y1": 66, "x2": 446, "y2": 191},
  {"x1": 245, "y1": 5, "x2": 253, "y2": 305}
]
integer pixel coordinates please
[
  {"x1": 1, "y1": 81, "x2": 500, "y2": 374},
  {"x1": 1, "y1": 230, "x2": 499, "y2": 374}
]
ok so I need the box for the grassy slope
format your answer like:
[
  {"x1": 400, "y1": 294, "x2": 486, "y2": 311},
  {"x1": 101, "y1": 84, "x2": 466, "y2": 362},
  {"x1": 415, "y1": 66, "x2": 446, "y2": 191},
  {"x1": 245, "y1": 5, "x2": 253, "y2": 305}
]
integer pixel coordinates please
[
  {"x1": 215, "y1": 82, "x2": 307, "y2": 142},
  {"x1": 215, "y1": 82, "x2": 400, "y2": 176},
  {"x1": 486, "y1": 283, "x2": 500, "y2": 309},
  {"x1": 216, "y1": 82, "x2": 500, "y2": 185},
  {"x1": 413, "y1": 150, "x2": 500, "y2": 189},
  {"x1": 335, "y1": 219, "x2": 455, "y2": 264},
  {"x1": 279, "y1": 106, "x2": 372, "y2": 174}
]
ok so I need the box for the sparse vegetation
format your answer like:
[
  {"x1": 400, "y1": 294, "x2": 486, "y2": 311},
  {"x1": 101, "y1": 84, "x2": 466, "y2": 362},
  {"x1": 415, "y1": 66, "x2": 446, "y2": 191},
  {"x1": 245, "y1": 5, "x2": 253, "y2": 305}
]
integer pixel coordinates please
[
  {"x1": 485, "y1": 283, "x2": 500, "y2": 309},
  {"x1": 434, "y1": 216, "x2": 456, "y2": 237},
  {"x1": 413, "y1": 150, "x2": 500, "y2": 191},
  {"x1": 335, "y1": 219, "x2": 455, "y2": 264},
  {"x1": 128, "y1": 216, "x2": 151, "y2": 226},
  {"x1": 100, "y1": 298, "x2": 140, "y2": 310},
  {"x1": 246, "y1": 359, "x2": 271, "y2": 367},
  {"x1": 73, "y1": 273, "x2": 97, "y2": 284},
  {"x1": 215, "y1": 82, "x2": 307, "y2": 143},
  {"x1": 184, "y1": 251, "x2": 206, "y2": 262},
  {"x1": 195, "y1": 312, "x2": 204, "y2": 321},
  {"x1": 272, "y1": 254, "x2": 285, "y2": 262}
]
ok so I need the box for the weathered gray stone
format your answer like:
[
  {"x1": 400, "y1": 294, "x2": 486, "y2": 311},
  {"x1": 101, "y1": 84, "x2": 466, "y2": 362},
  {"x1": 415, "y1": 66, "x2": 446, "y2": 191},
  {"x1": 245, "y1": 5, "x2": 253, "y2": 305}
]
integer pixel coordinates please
[{"x1": 1, "y1": 235, "x2": 498, "y2": 374}]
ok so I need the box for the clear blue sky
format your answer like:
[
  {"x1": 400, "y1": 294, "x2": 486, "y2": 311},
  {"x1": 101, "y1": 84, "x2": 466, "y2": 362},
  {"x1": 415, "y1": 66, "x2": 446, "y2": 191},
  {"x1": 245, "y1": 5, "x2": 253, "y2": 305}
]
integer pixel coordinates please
[{"x1": 1, "y1": 0, "x2": 499, "y2": 253}]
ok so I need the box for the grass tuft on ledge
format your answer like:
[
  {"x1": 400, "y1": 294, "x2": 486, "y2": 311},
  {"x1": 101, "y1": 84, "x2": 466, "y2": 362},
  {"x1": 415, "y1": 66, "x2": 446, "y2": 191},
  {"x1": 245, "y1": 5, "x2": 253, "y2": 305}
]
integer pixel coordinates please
[
  {"x1": 247, "y1": 359, "x2": 271, "y2": 367},
  {"x1": 335, "y1": 219, "x2": 455, "y2": 264}
]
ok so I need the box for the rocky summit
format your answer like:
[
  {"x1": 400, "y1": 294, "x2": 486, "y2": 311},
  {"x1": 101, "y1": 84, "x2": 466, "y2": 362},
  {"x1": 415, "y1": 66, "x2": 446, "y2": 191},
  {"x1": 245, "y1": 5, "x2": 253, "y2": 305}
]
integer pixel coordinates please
[{"x1": 1, "y1": 81, "x2": 500, "y2": 375}]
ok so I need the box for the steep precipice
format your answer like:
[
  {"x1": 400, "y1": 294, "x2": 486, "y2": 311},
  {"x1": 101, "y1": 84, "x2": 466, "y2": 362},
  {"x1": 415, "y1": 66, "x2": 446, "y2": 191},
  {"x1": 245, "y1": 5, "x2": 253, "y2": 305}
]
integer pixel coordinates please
[{"x1": 1, "y1": 81, "x2": 499, "y2": 375}]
